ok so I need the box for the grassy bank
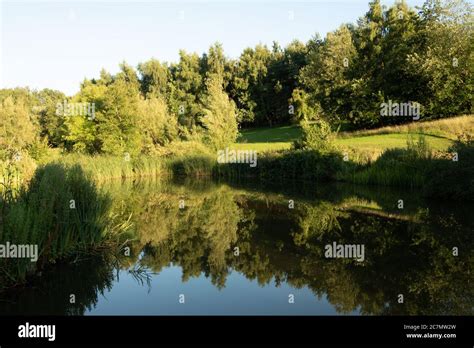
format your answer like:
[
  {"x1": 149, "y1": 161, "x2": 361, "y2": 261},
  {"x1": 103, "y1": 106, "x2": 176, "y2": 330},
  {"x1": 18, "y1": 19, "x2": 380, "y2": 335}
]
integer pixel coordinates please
[
  {"x1": 234, "y1": 115, "x2": 472, "y2": 154},
  {"x1": 2, "y1": 133, "x2": 472, "y2": 204},
  {"x1": 219, "y1": 134, "x2": 474, "y2": 200},
  {"x1": 0, "y1": 163, "x2": 132, "y2": 289}
]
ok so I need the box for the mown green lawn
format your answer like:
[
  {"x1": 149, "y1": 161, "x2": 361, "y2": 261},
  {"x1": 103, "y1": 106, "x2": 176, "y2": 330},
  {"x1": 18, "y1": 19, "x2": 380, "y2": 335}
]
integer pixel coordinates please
[
  {"x1": 232, "y1": 124, "x2": 454, "y2": 153},
  {"x1": 336, "y1": 133, "x2": 452, "y2": 152},
  {"x1": 237, "y1": 125, "x2": 301, "y2": 143},
  {"x1": 233, "y1": 125, "x2": 299, "y2": 152}
]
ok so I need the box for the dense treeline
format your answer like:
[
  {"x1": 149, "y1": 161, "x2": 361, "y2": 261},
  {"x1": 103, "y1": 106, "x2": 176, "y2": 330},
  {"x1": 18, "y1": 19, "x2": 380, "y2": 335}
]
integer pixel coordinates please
[{"x1": 0, "y1": 0, "x2": 472, "y2": 159}]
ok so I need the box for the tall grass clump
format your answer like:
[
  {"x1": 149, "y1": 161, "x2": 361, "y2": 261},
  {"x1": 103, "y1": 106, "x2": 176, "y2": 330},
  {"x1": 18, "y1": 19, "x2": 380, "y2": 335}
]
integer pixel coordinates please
[
  {"x1": 0, "y1": 150, "x2": 37, "y2": 187},
  {"x1": 60, "y1": 141, "x2": 218, "y2": 180},
  {"x1": 294, "y1": 118, "x2": 336, "y2": 153},
  {"x1": 162, "y1": 141, "x2": 216, "y2": 177},
  {"x1": 0, "y1": 162, "x2": 132, "y2": 289},
  {"x1": 344, "y1": 132, "x2": 474, "y2": 200},
  {"x1": 169, "y1": 155, "x2": 215, "y2": 177},
  {"x1": 347, "y1": 133, "x2": 431, "y2": 188},
  {"x1": 215, "y1": 149, "x2": 344, "y2": 183},
  {"x1": 347, "y1": 148, "x2": 427, "y2": 187},
  {"x1": 60, "y1": 154, "x2": 165, "y2": 181}
]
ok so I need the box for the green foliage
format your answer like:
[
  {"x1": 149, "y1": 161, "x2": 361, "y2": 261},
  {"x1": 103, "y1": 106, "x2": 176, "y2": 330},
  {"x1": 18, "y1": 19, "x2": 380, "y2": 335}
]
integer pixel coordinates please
[
  {"x1": 289, "y1": 88, "x2": 319, "y2": 122},
  {"x1": 216, "y1": 149, "x2": 344, "y2": 183},
  {"x1": 295, "y1": 119, "x2": 336, "y2": 153},
  {"x1": 59, "y1": 154, "x2": 165, "y2": 181},
  {"x1": 2, "y1": 0, "x2": 471, "y2": 156},
  {"x1": 0, "y1": 163, "x2": 130, "y2": 287},
  {"x1": 96, "y1": 78, "x2": 142, "y2": 156},
  {"x1": 34, "y1": 89, "x2": 67, "y2": 147},
  {"x1": 201, "y1": 77, "x2": 239, "y2": 150},
  {"x1": 170, "y1": 154, "x2": 215, "y2": 177},
  {"x1": 345, "y1": 148, "x2": 427, "y2": 188},
  {"x1": 168, "y1": 50, "x2": 204, "y2": 128},
  {"x1": 381, "y1": 2, "x2": 424, "y2": 102},
  {"x1": 137, "y1": 97, "x2": 179, "y2": 152},
  {"x1": 62, "y1": 83, "x2": 107, "y2": 153},
  {"x1": 298, "y1": 0, "x2": 472, "y2": 128},
  {"x1": 409, "y1": 0, "x2": 473, "y2": 117},
  {"x1": 406, "y1": 133, "x2": 431, "y2": 159},
  {"x1": 63, "y1": 114, "x2": 97, "y2": 153},
  {"x1": 228, "y1": 41, "x2": 308, "y2": 126},
  {"x1": 0, "y1": 0, "x2": 471, "y2": 201},
  {"x1": 202, "y1": 42, "x2": 231, "y2": 84},
  {"x1": 300, "y1": 25, "x2": 357, "y2": 125},
  {"x1": 138, "y1": 59, "x2": 169, "y2": 98},
  {"x1": 341, "y1": 137, "x2": 474, "y2": 200},
  {"x1": 228, "y1": 44, "x2": 271, "y2": 124},
  {"x1": 0, "y1": 96, "x2": 39, "y2": 155}
]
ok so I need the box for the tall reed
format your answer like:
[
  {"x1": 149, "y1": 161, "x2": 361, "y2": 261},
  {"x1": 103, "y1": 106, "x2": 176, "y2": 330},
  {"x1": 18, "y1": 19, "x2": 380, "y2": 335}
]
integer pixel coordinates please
[{"x1": 0, "y1": 162, "x2": 132, "y2": 289}]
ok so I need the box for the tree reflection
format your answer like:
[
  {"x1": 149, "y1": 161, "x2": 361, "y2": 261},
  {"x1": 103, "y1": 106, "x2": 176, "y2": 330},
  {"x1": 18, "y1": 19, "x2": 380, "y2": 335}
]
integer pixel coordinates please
[{"x1": 1, "y1": 180, "x2": 471, "y2": 315}]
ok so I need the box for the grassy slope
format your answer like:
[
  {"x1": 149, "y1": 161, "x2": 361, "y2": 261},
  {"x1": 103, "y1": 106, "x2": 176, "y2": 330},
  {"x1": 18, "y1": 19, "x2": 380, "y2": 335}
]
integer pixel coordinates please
[
  {"x1": 233, "y1": 115, "x2": 472, "y2": 153},
  {"x1": 234, "y1": 125, "x2": 298, "y2": 151}
]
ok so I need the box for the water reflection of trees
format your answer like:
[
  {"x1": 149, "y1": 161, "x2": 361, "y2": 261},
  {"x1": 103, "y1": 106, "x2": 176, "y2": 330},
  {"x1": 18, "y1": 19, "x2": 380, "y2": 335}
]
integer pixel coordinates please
[
  {"x1": 117, "y1": 181, "x2": 472, "y2": 315},
  {"x1": 3, "y1": 180, "x2": 471, "y2": 315}
]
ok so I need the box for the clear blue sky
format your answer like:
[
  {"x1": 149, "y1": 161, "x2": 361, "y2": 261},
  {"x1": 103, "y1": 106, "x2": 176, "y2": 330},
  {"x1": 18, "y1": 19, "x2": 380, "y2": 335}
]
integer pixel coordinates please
[{"x1": 0, "y1": 0, "x2": 424, "y2": 96}]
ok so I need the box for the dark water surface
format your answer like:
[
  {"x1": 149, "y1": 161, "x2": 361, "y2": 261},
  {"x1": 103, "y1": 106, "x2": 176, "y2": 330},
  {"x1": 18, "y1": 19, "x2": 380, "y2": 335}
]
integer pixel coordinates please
[{"x1": 1, "y1": 178, "x2": 472, "y2": 315}]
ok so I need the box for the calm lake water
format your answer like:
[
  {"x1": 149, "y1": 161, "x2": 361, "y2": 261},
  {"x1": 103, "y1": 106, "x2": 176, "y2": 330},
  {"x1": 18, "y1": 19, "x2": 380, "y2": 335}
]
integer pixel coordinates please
[{"x1": 1, "y1": 178, "x2": 473, "y2": 315}]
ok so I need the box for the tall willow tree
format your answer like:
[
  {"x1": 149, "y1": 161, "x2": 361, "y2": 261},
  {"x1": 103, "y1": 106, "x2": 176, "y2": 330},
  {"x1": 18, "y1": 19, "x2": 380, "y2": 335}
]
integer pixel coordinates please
[
  {"x1": 201, "y1": 76, "x2": 239, "y2": 150},
  {"x1": 137, "y1": 96, "x2": 179, "y2": 152}
]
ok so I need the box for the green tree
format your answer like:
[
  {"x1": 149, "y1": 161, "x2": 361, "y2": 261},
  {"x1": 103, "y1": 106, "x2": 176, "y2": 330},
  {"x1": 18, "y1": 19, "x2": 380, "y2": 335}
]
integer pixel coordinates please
[
  {"x1": 96, "y1": 78, "x2": 142, "y2": 155},
  {"x1": 381, "y1": 1, "x2": 424, "y2": 102},
  {"x1": 138, "y1": 59, "x2": 169, "y2": 98},
  {"x1": 289, "y1": 88, "x2": 319, "y2": 122},
  {"x1": 63, "y1": 82, "x2": 107, "y2": 153},
  {"x1": 201, "y1": 76, "x2": 239, "y2": 150},
  {"x1": 300, "y1": 26, "x2": 357, "y2": 125},
  {"x1": 63, "y1": 115, "x2": 97, "y2": 153},
  {"x1": 296, "y1": 118, "x2": 335, "y2": 153},
  {"x1": 201, "y1": 42, "x2": 229, "y2": 83},
  {"x1": 0, "y1": 96, "x2": 39, "y2": 157},
  {"x1": 409, "y1": 0, "x2": 473, "y2": 117},
  {"x1": 229, "y1": 44, "x2": 271, "y2": 125},
  {"x1": 34, "y1": 89, "x2": 66, "y2": 147},
  {"x1": 168, "y1": 51, "x2": 204, "y2": 129},
  {"x1": 137, "y1": 96, "x2": 178, "y2": 152}
]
